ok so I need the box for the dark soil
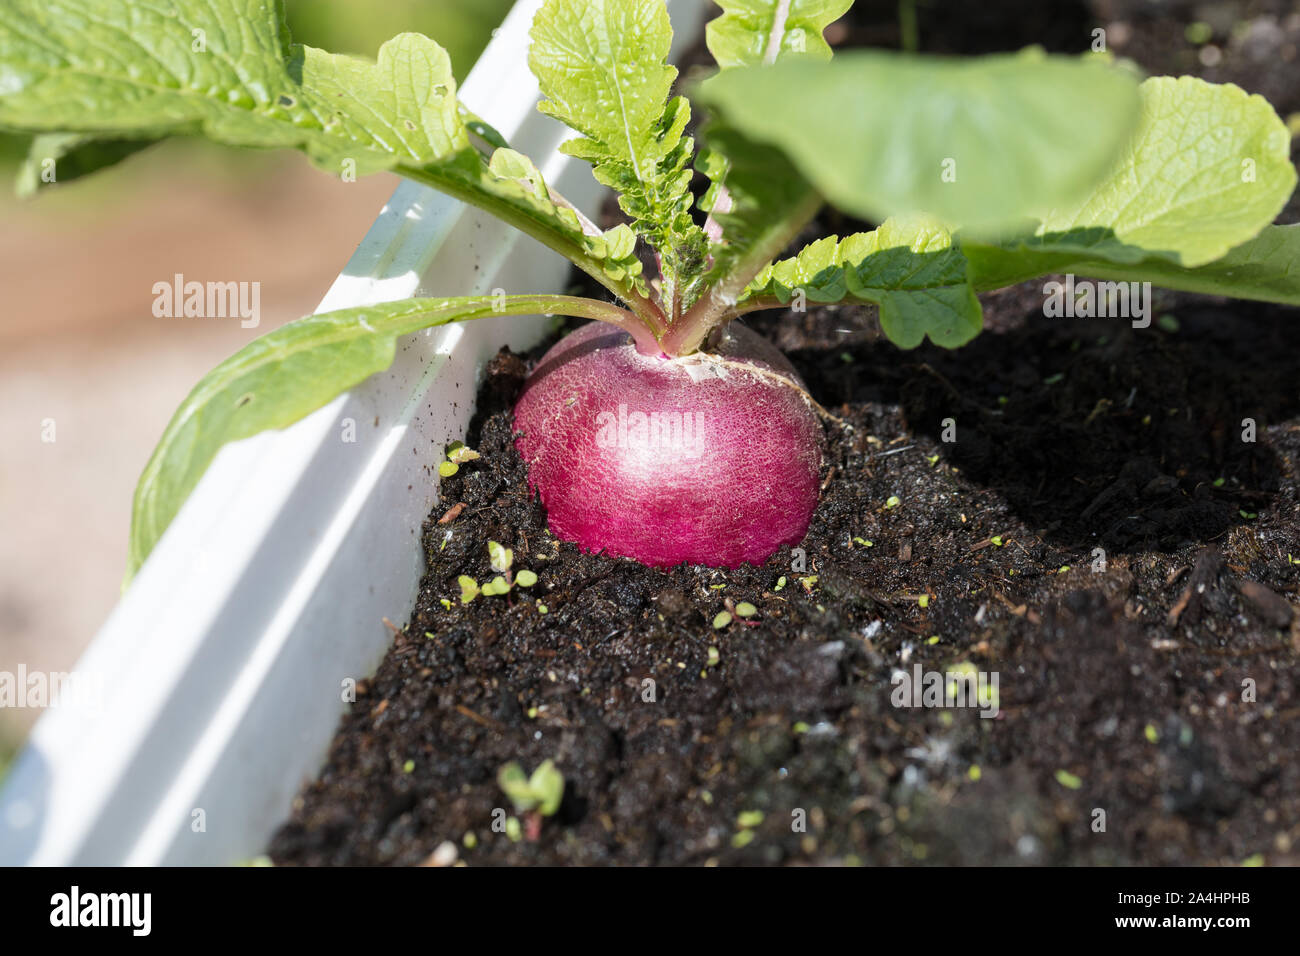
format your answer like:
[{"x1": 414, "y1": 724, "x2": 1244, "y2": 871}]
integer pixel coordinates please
[{"x1": 268, "y1": 0, "x2": 1300, "y2": 866}]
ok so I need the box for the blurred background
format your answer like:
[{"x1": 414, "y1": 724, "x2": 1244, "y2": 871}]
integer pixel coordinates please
[{"x1": 0, "y1": 0, "x2": 515, "y2": 768}]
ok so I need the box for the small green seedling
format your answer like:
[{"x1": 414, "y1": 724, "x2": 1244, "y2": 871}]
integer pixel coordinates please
[
  {"x1": 438, "y1": 441, "x2": 482, "y2": 478},
  {"x1": 497, "y1": 759, "x2": 565, "y2": 817},
  {"x1": 488, "y1": 540, "x2": 513, "y2": 573},
  {"x1": 458, "y1": 541, "x2": 539, "y2": 602},
  {"x1": 457, "y1": 575, "x2": 480, "y2": 604},
  {"x1": 1055, "y1": 769, "x2": 1083, "y2": 790}
]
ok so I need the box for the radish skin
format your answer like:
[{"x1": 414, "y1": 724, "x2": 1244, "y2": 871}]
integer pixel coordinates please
[{"x1": 514, "y1": 321, "x2": 824, "y2": 568}]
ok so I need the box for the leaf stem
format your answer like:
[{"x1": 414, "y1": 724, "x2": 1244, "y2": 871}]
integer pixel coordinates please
[
  {"x1": 661, "y1": 190, "x2": 822, "y2": 356},
  {"x1": 397, "y1": 162, "x2": 665, "y2": 338}
]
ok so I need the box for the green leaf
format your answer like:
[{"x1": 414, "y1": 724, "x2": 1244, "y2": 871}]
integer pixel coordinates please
[
  {"x1": 458, "y1": 576, "x2": 480, "y2": 604},
  {"x1": 497, "y1": 762, "x2": 535, "y2": 811},
  {"x1": 1036, "y1": 77, "x2": 1295, "y2": 267},
  {"x1": 746, "y1": 216, "x2": 984, "y2": 348},
  {"x1": 488, "y1": 541, "x2": 513, "y2": 573},
  {"x1": 963, "y1": 75, "x2": 1298, "y2": 290},
  {"x1": 706, "y1": 0, "x2": 853, "y2": 69},
  {"x1": 497, "y1": 760, "x2": 564, "y2": 816},
  {"x1": 482, "y1": 575, "x2": 511, "y2": 596},
  {"x1": 697, "y1": 49, "x2": 1142, "y2": 231},
  {"x1": 684, "y1": 0, "x2": 847, "y2": 337},
  {"x1": 528, "y1": 0, "x2": 705, "y2": 308},
  {"x1": 0, "y1": 0, "x2": 645, "y2": 302},
  {"x1": 693, "y1": 122, "x2": 822, "y2": 305},
  {"x1": 127, "y1": 293, "x2": 627, "y2": 579},
  {"x1": 0, "y1": 1, "x2": 460, "y2": 172},
  {"x1": 15, "y1": 132, "x2": 154, "y2": 197},
  {"x1": 488, "y1": 148, "x2": 548, "y2": 201},
  {"x1": 529, "y1": 760, "x2": 565, "y2": 817},
  {"x1": 975, "y1": 224, "x2": 1300, "y2": 306}
]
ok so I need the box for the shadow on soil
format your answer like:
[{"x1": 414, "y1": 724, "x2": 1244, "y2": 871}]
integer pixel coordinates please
[{"x1": 790, "y1": 294, "x2": 1300, "y2": 555}]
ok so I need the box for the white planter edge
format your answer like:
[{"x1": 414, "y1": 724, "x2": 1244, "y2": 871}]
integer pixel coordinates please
[{"x1": 0, "y1": 0, "x2": 706, "y2": 866}]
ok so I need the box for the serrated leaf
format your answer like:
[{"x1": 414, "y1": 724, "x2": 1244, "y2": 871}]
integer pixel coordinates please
[
  {"x1": 528, "y1": 0, "x2": 704, "y2": 307},
  {"x1": 689, "y1": 0, "x2": 846, "y2": 324},
  {"x1": 126, "y1": 294, "x2": 619, "y2": 579},
  {"x1": 746, "y1": 216, "x2": 983, "y2": 348},
  {"x1": 697, "y1": 50, "x2": 1143, "y2": 231},
  {"x1": 707, "y1": 0, "x2": 853, "y2": 69},
  {"x1": 0, "y1": 0, "x2": 644, "y2": 300},
  {"x1": 964, "y1": 75, "x2": 1298, "y2": 290},
  {"x1": 0, "y1": 2, "x2": 464, "y2": 173},
  {"x1": 1036, "y1": 77, "x2": 1295, "y2": 267},
  {"x1": 962, "y1": 77, "x2": 1298, "y2": 303},
  {"x1": 971, "y1": 224, "x2": 1300, "y2": 306},
  {"x1": 695, "y1": 122, "x2": 822, "y2": 301},
  {"x1": 529, "y1": 0, "x2": 674, "y2": 170}
]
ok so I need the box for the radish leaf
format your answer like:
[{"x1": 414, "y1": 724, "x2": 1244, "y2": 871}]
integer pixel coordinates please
[
  {"x1": 707, "y1": 0, "x2": 854, "y2": 69},
  {"x1": 127, "y1": 294, "x2": 634, "y2": 578},
  {"x1": 968, "y1": 224, "x2": 1300, "y2": 306},
  {"x1": 747, "y1": 216, "x2": 983, "y2": 348},
  {"x1": 16, "y1": 132, "x2": 155, "y2": 196},
  {"x1": 964, "y1": 75, "x2": 1298, "y2": 291},
  {"x1": 679, "y1": 0, "x2": 850, "y2": 345},
  {"x1": 529, "y1": 0, "x2": 706, "y2": 310},
  {"x1": 0, "y1": 0, "x2": 645, "y2": 301},
  {"x1": 697, "y1": 50, "x2": 1142, "y2": 231}
]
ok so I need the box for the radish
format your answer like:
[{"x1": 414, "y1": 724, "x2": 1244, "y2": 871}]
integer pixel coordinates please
[
  {"x1": 513, "y1": 321, "x2": 824, "y2": 568},
  {"x1": 84, "y1": 0, "x2": 1291, "y2": 580}
]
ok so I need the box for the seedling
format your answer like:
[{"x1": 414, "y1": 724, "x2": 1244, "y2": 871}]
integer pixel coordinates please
[
  {"x1": 457, "y1": 541, "x2": 538, "y2": 601},
  {"x1": 3, "y1": 0, "x2": 1295, "y2": 575},
  {"x1": 438, "y1": 441, "x2": 481, "y2": 478},
  {"x1": 498, "y1": 759, "x2": 564, "y2": 840}
]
